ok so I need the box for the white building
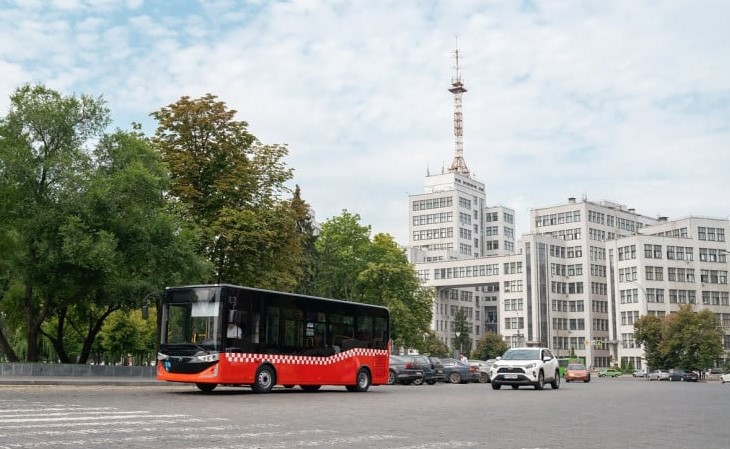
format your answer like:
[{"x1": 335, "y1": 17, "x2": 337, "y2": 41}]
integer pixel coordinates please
[{"x1": 409, "y1": 49, "x2": 729, "y2": 368}]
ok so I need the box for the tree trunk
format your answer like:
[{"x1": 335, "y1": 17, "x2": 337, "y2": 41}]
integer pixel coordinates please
[
  {"x1": 0, "y1": 330, "x2": 20, "y2": 362},
  {"x1": 76, "y1": 305, "x2": 117, "y2": 364},
  {"x1": 43, "y1": 307, "x2": 71, "y2": 363}
]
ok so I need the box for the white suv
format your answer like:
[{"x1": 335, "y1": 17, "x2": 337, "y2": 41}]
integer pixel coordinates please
[{"x1": 489, "y1": 347, "x2": 560, "y2": 390}]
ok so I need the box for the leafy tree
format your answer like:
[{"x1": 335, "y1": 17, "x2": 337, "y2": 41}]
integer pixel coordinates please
[
  {"x1": 472, "y1": 332, "x2": 509, "y2": 360},
  {"x1": 452, "y1": 308, "x2": 471, "y2": 356},
  {"x1": 0, "y1": 84, "x2": 109, "y2": 361},
  {"x1": 151, "y1": 94, "x2": 300, "y2": 289},
  {"x1": 314, "y1": 210, "x2": 371, "y2": 300},
  {"x1": 635, "y1": 305, "x2": 724, "y2": 370},
  {"x1": 100, "y1": 308, "x2": 157, "y2": 365},
  {"x1": 634, "y1": 315, "x2": 665, "y2": 370},
  {"x1": 420, "y1": 330, "x2": 449, "y2": 358},
  {"x1": 660, "y1": 305, "x2": 723, "y2": 370},
  {"x1": 354, "y1": 233, "x2": 433, "y2": 349},
  {"x1": 315, "y1": 211, "x2": 433, "y2": 351}
]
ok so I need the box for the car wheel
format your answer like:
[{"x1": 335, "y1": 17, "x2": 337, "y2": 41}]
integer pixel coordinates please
[
  {"x1": 251, "y1": 365, "x2": 276, "y2": 394},
  {"x1": 551, "y1": 371, "x2": 560, "y2": 389},
  {"x1": 511, "y1": 385, "x2": 519, "y2": 389},
  {"x1": 412, "y1": 377, "x2": 424, "y2": 386},
  {"x1": 565, "y1": 379, "x2": 570, "y2": 383},
  {"x1": 196, "y1": 383, "x2": 217, "y2": 393},
  {"x1": 449, "y1": 372, "x2": 462, "y2": 384},
  {"x1": 479, "y1": 372, "x2": 489, "y2": 383},
  {"x1": 387, "y1": 370, "x2": 397, "y2": 385},
  {"x1": 585, "y1": 376, "x2": 590, "y2": 383},
  {"x1": 491, "y1": 381, "x2": 501, "y2": 390},
  {"x1": 534, "y1": 371, "x2": 545, "y2": 390},
  {"x1": 426, "y1": 380, "x2": 436, "y2": 385}
]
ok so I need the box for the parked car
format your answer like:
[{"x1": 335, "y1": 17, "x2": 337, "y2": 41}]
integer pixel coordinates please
[
  {"x1": 489, "y1": 347, "x2": 560, "y2": 390},
  {"x1": 668, "y1": 369, "x2": 686, "y2": 381},
  {"x1": 565, "y1": 362, "x2": 590, "y2": 383},
  {"x1": 441, "y1": 358, "x2": 479, "y2": 384},
  {"x1": 469, "y1": 359, "x2": 495, "y2": 383},
  {"x1": 387, "y1": 355, "x2": 423, "y2": 385},
  {"x1": 710, "y1": 367, "x2": 724, "y2": 375},
  {"x1": 682, "y1": 370, "x2": 699, "y2": 382},
  {"x1": 648, "y1": 370, "x2": 670, "y2": 381},
  {"x1": 720, "y1": 372, "x2": 730, "y2": 383},
  {"x1": 632, "y1": 369, "x2": 647, "y2": 378},
  {"x1": 410, "y1": 355, "x2": 446, "y2": 385},
  {"x1": 598, "y1": 369, "x2": 623, "y2": 378}
]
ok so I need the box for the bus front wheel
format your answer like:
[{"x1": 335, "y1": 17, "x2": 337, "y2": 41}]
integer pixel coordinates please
[
  {"x1": 346, "y1": 368, "x2": 371, "y2": 392},
  {"x1": 251, "y1": 365, "x2": 276, "y2": 393},
  {"x1": 196, "y1": 383, "x2": 217, "y2": 393}
]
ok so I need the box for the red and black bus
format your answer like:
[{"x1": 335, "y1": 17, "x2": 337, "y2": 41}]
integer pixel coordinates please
[{"x1": 157, "y1": 284, "x2": 390, "y2": 393}]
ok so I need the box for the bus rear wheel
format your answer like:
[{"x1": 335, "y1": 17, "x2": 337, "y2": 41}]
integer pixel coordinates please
[
  {"x1": 346, "y1": 368, "x2": 371, "y2": 392},
  {"x1": 196, "y1": 383, "x2": 217, "y2": 393},
  {"x1": 251, "y1": 365, "x2": 276, "y2": 393}
]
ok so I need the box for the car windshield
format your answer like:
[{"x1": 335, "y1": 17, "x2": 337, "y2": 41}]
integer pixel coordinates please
[
  {"x1": 568, "y1": 364, "x2": 586, "y2": 370},
  {"x1": 501, "y1": 349, "x2": 540, "y2": 360}
]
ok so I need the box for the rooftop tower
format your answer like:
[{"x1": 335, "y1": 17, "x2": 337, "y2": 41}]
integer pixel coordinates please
[{"x1": 447, "y1": 46, "x2": 470, "y2": 178}]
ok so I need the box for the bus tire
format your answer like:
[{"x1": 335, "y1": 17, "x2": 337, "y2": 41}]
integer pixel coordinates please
[
  {"x1": 251, "y1": 365, "x2": 276, "y2": 393},
  {"x1": 300, "y1": 385, "x2": 321, "y2": 392},
  {"x1": 196, "y1": 383, "x2": 217, "y2": 393},
  {"x1": 346, "y1": 367, "x2": 371, "y2": 392}
]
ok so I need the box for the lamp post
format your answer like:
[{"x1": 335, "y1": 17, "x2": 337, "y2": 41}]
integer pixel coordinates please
[{"x1": 455, "y1": 331, "x2": 462, "y2": 358}]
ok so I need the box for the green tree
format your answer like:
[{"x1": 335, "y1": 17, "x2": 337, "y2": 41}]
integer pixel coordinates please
[
  {"x1": 472, "y1": 332, "x2": 509, "y2": 360},
  {"x1": 151, "y1": 94, "x2": 300, "y2": 289},
  {"x1": 634, "y1": 315, "x2": 667, "y2": 370},
  {"x1": 452, "y1": 308, "x2": 471, "y2": 356},
  {"x1": 354, "y1": 233, "x2": 433, "y2": 349},
  {"x1": 660, "y1": 305, "x2": 723, "y2": 370},
  {"x1": 314, "y1": 210, "x2": 371, "y2": 300},
  {"x1": 315, "y1": 211, "x2": 433, "y2": 351},
  {"x1": 420, "y1": 330, "x2": 449, "y2": 358},
  {"x1": 0, "y1": 84, "x2": 109, "y2": 361}
]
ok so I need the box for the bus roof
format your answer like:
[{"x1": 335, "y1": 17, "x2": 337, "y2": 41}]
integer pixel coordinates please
[{"x1": 164, "y1": 283, "x2": 390, "y2": 313}]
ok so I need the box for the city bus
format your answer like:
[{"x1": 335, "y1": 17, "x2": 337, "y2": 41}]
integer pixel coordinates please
[{"x1": 156, "y1": 284, "x2": 390, "y2": 393}]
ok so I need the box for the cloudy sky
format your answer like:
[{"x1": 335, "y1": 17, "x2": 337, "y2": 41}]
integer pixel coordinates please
[{"x1": 2, "y1": 0, "x2": 729, "y2": 244}]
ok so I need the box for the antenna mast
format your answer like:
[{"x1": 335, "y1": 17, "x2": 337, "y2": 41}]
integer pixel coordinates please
[{"x1": 447, "y1": 39, "x2": 470, "y2": 178}]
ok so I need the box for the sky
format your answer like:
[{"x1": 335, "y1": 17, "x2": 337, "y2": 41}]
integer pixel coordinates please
[{"x1": 1, "y1": 0, "x2": 729, "y2": 245}]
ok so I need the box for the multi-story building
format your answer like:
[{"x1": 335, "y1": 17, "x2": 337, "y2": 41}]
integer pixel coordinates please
[
  {"x1": 414, "y1": 196, "x2": 730, "y2": 369},
  {"x1": 606, "y1": 216, "x2": 730, "y2": 369},
  {"x1": 409, "y1": 48, "x2": 729, "y2": 367}
]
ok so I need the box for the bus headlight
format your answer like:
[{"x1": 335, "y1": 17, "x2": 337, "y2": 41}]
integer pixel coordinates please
[{"x1": 197, "y1": 353, "x2": 220, "y2": 363}]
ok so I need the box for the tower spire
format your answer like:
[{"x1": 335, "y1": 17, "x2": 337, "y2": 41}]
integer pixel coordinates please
[{"x1": 447, "y1": 41, "x2": 470, "y2": 178}]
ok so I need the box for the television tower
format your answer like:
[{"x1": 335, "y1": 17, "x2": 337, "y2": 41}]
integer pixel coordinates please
[{"x1": 447, "y1": 45, "x2": 470, "y2": 178}]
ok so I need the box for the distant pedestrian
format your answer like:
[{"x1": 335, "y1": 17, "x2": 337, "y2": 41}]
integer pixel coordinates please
[{"x1": 460, "y1": 354, "x2": 468, "y2": 364}]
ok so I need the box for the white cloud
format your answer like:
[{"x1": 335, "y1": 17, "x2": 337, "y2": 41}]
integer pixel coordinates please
[{"x1": 1, "y1": 0, "x2": 728, "y2": 243}]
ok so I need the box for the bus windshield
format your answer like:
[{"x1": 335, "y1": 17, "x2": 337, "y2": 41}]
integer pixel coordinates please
[{"x1": 163, "y1": 288, "x2": 221, "y2": 351}]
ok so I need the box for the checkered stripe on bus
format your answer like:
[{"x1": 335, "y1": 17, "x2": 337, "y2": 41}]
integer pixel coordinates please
[{"x1": 225, "y1": 348, "x2": 387, "y2": 365}]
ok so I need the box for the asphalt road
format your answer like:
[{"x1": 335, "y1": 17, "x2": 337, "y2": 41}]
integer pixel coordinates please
[{"x1": 0, "y1": 377, "x2": 728, "y2": 449}]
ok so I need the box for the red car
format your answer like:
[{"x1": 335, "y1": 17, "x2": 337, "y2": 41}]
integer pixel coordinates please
[{"x1": 565, "y1": 362, "x2": 591, "y2": 383}]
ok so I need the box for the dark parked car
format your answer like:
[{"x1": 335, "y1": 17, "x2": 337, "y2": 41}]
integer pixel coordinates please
[
  {"x1": 441, "y1": 358, "x2": 479, "y2": 384},
  {"x1": 682, "y1": 370, "x2": 699, "y2": 382},
  {"x1": 406, "y1": 355, "x2": 446, "y2": 385},
  {"x1": 668, "y1": 369, "x2": 686, "y2": 381},
  {"x1": 387, "y1": 355, "x2": 423, "y2": 385}
]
